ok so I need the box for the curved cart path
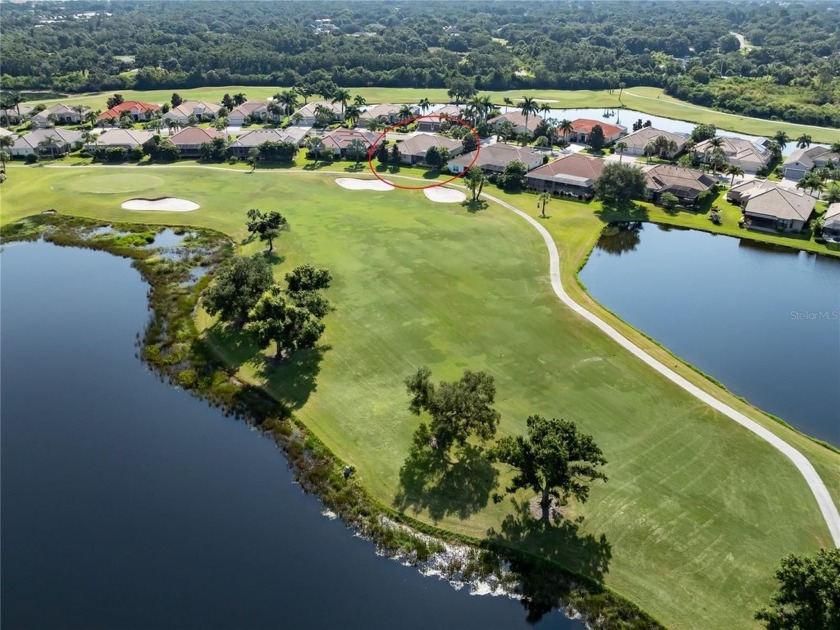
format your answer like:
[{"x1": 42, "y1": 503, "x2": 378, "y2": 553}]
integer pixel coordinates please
[{"x1": 25, "y1": 164, "x2": 840, "y2": 545}]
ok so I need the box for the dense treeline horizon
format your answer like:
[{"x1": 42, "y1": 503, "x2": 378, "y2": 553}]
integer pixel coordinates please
[{"x1": 1, "y1": 0, "x2": 838, "y2": 126}]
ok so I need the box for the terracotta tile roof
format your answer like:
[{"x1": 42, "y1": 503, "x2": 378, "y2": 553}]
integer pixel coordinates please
[
  {"x1": 97, "y1": 101, "x2": 160, "y2": 120},
  {"x1": 570, "y1": 118, "x2": 624, "y2": 138},
  {"x1": 169, "y1": 127, "x2": 226, "y2": 145}
]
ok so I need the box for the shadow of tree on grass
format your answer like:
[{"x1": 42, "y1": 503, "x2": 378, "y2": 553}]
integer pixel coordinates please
[
  {"x1": 462, "y1": 199, "x2": 488, "y2": 214},
  {"x1": 485, "y1": 499, "x2": 612, "y2": 624},
  {"x1": 254, "y1": 344, "x2": 330, "y2": 411},
  {"x1": 394, "y1": 436, "x2": 498, "y2": 522}
]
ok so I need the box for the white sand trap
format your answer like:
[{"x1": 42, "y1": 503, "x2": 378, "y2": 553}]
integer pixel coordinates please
[
  {"x1": 334, "y1": 178, "x2": 394, "y2": 191},
  {"x1": 424, "y1": 187, "x2": 466, "y2": 203},
  {"x1": 121, "y1": 198, "x2": 199, "y2": 211}
]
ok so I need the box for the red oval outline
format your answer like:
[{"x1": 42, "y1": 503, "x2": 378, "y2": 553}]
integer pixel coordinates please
[{"x1": 366, "y1": 114, "x2": 481, "y2": 190}]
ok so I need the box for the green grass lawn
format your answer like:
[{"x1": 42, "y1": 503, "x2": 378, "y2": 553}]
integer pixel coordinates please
[
  {"x1": 24, "y1": 85, "x2": 840, "y2": 143},
  {"x1": 2, "y1": 165, "x2": 839, "y2": 629}
]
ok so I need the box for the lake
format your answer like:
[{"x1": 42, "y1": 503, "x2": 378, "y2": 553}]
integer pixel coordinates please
[
  {"x1": 579, "y1": 224, "x2": 840, "y2": 446},
  {"x1": 0, "y1": 240, "x2": 581, "y2": 629}
]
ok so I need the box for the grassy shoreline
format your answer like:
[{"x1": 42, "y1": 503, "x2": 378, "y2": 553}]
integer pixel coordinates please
[
  {"x1": 20, "y1": 85, "x2": 840, "y2": 143},
  {"x1": 2, "y1": 167, "x2": 837, "y2": 628}
]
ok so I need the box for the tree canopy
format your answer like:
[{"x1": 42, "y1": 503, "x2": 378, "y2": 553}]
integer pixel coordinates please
[
  {"x1": 405, "y1": 366, "x2": 500, "y2": 454},
  {"x1": 203, "y1": 254, "x2": 273, "y2": 325},
  {"x1": 594, "y1": 163, "x2": 648, "y2": 208},
  {"x1": 755, "y1": 549, "x2": 840, "y2": 630},
  {"x1": 246, "y1": 209, "x2": 289, "y2": 253}
]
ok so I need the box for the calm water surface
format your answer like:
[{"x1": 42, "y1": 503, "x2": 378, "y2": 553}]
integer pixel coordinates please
[
  {"x1": 1, "y1": 241, "x2": 581, "y2": 629},
  {"x1": 580, "y1": 224, "x2": 840, "y2": 445}
]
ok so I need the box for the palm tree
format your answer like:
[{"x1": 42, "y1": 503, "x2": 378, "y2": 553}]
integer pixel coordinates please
[
  {"x1": 502, "y1": 97, "x2": 513, "y2": 112},
  {"x1": 37, "y1": 134, "x2": 61, "y2": 158},
  {"x1": 266, "y1": 100, "x2": 284, "y2": 123},
  {"x1": 84, "y1": 110, "x2": 100, "y2": 128},
  {"x1": 307, "y1": 137, "x2": 326, "y2": 163},
  {"x1": 796, "y1": 172, "x2": 824, "y2": 198},
  {"x1": 346, "y1": 138, "x2": 367, "y2": 165},
  {"x1": 72, "y1": 104, "x2": 88, "y2": 125},
  {"x1": 0, "y1": 148, "x2": 9, "y2": 173},
  {"x1": 539, "y1": 103, "x2": 552, "y2": 118},
  {"x1": 353, "y1": 94, "x2": 367, "y2": 108},
  {"x1": 276, "y1": 90, "x2": 299, "y2": 116},
  {"x1": 615, "y1": 141, "x2": 628, "y2": 163},
  {"x1": 295, "y1": 85, "x2": 313, "y2": 105},
  {"x1": 418, "y1": 97, "x2": 431, "y2": 114},
  {"x1": 558, "y1": 119, "x2": 574, "y2": 141},
  {"x1": 233, "y1": 93, "x2": 247, "y2": 106},
  {"x1": 146, "y1": 118, "x2": 163, "y2": 133},
  {"x1": 344, "y1": 104, "x2": 361, "y2": 128},
  {"x1": 709, "y1": 136, "x2": 723, "y2": 148},
  {"x1": 726, "y1": 164, "x2": 744, "y2": 186},
  {"x1": 643, "y1": 141, "x2": 656, "y2": 164},
  {"x1": 332, "y1": 88, "x2": 351, "y2": 121},
  {"x1": 398, "y1": 104, "x2": 414, "y2": 121},
  {"x1": 618, "y1": 81, "x2": 626, "y2": 102},
  {"x1": 796, "y1": 134, "x2": 812, "y2": 149},
  {"x1": 365, "y1": 118, "x2": 384, "y2": 132},
  {"x1": 710, "y1": 147, "x2": 728, "y2": 172},
  {"x1": 247, "y1": 147, "x2": 260, "y2": 172},
  {"x1": 537, "y1": 192, "x2": 551, "y2": 218},
  {"x1": 773, "y1": 130, "x2": 789, "y2": 151},
  {"x1": 518, "y1": 96, "x2": 539, "y2": 136},
  {"x1": 823, "y1": 185, "x2": 840, "y2": 205},
  {"x1": 831, "y1": 141, "x2": 840, "y2": 154}
]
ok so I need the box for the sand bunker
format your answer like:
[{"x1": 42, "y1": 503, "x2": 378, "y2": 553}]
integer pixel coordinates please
[
  {"x1": 335, "y1": 178, "x2": 394, "y2": 191},
  {"x1": 424, "y1": 187, "x2": 466, "y2": 203},
  {"x1": 121, "y1": 198, "x2": 199, "y2": 211}
]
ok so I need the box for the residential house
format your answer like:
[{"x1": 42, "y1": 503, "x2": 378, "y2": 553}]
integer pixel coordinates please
[
  {"x1": 321, "y1": 128, "x2": 379, "y2": 159},
  {"x1": 742, "y1": 185, "x2": 816, "y2": 233},
  {"x1": 620, "y1": 127, "x2": 688, "y2": 158},
  {"x1": 227, "y1": 102, "x2": 269, "y2": 126},
  {"x1": 448, "y1": 143, "x2": 543, "y2": 175},
  {"x1": 98, "y1": 101, "x2": 161, "y2": 123},
  {"x1": 487, "y1": 111, "x2": 543, "y2": 137},
  {"x1": 823, "y1": 203, "x2": 840, "y2": 240},
  {"x1": 395, "y1": 133, "x2": 463, "y2": 165},
  {"x1": 693, "y1": 136, "x2": 771, "y2": 174},
  {"x1": 229, "y1": 128, "x2": 310, "y2": 158},
  {"x1": 643, "y1": 164, "x2": 716, "y2": 207},
  {"x1": 84, "y1": 129, "x2": 155, "y2": 152},
  {"x1": 0, "y1": 127, "x2": 16, "y2": 140},
  {"x1": 417, "y1": 105, "x2": 462, "y2": 132},
  {"x1": 10, "y1": 128, "x2": 83, "y2": 157},
  {"x1": 0, "y1": 105, "x2": 34, "y2": 126},
  {"x1": 524, "y1": 153, "x2": 605, "y2": 198},
  {"x1": 725, "y1": 178, "x2": 777, "y2": 205},
  {"x1": 31, "y1": 103, "x2": 90, "y2": 128},
  {"x1": 169, "y1": 127, "x2": 226, "y2": 157},
  {"x1": 566, "y1": 119, "x2": 624, "y2": 144},
  {"x1": 163, "y1": 101, "x2": 223, "y2": 125},
  {"x1": 359, "y1": 103, "x2": 416, "y2": 126},
  {"x1": 292, "y1": 101, "x2": 342, "y2": 126},
  {"x1": 783, "y1": 146, "x2": 840, "y2": 181}
]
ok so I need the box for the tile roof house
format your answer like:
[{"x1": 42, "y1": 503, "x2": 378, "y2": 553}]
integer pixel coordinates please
[
  {"x1": 229, "y1": 128, "x2": 310, "y2": 157},
  {"x1": 643, "y1": 164, "x2": 716, "y2": 207},
  {"x1": 1, "y1": 105, "x2": 34, "y2": 125},
  {"x1": 742, "y1": 185, "x2": 816, "y2": 233},
  {"x1": 359, "y1": 103, "x2": 416, "y2": 125},
  {"x1": 395, "y1": 133, "x2": 464, "y2": 165},
  {"x1": 567, "y1": 119, "x2": 625, "y2": 144},
  {"x1": 0, "y1": 127, "x2": 16, "y2": 140},
  {"x1": 417, "y1": 105, "x2": 462, "y2": 132},
  {"x1": 823, "y1": 203, "x2": 840, "y2": 239},
  {"x1": 10, "y1": 128, "x2": 83, "y2": 157},
  {"x1": 620, "y1": 127, "x2": 689, "y2": 158},
  {"x1": 292, "y1": 100, "x2": 342, "y2": 126},
  {"x1": 525, "y1": 153, "x2": 605, "y2": 197},
  {"x1": 98, "y1": 101, "x2": 161, "y2": 123},
  {"x1": 31, "y1": 103, "x2": 90, "y2": 128},
  {"x1": 84, "y1": 129, "x2": 155, "y2": 152},
  {"x1": 169, "y1": 127, "x2": 227, "y2": 156},
  {"x1": 448, "y1": 143, "x2": 543, "y2": 174},
  {"x1": 725, "y1": 178, "x2": 777, "y2": 205},
  {"x1": 693, "y1": 136, "x2": 772, "y2": 174},
  {"x1": 162, "y1": 101, "x2": 223, "y2": 124},
  {"x1": 321, "y1": 128, "x2": 379, "y2": 158},
  {"x1": 227, "y1": 101, "x2": 269, "y2": 126},
  {"x1": 487, "y1": 111, "x2": 544, "y2": 136},
  {"x1": 783, "y1": 146, "x2": 840, "y2": 181}
]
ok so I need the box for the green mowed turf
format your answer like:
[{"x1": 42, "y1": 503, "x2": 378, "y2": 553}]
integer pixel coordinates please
[
  {"x1": 3, "y1": 166, "x2": 837, "y2": 629},
  {"x1": 27, "y1": 85, "x2": 840, "y2": 143}
]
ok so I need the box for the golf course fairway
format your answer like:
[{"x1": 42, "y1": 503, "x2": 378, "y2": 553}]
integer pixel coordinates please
[{"x1": 3, "y1": 165, "x2": 839, "y2": 629}]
